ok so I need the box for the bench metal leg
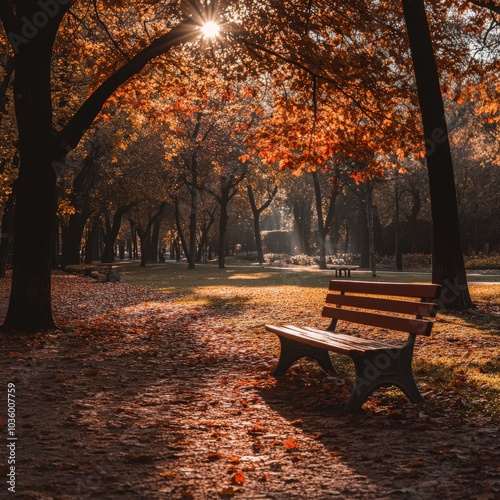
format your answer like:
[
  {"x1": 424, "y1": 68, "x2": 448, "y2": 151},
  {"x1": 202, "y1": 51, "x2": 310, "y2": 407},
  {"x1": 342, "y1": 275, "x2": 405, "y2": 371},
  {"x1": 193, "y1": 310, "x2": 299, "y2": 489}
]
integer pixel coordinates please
[
  {"x1": 346, "y1": 346, "x2": 424, "y2": 412},
  {"x1": 273, "y1": 336, "x2": 338, "y2": 377}
]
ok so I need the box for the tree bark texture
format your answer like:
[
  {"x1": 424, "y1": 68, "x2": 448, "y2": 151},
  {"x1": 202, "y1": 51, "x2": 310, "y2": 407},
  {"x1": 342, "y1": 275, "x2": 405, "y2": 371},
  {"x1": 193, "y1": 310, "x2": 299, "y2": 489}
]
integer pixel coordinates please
[{"x1": 2, "y1": 18, "x2": 58, "y2": 331}]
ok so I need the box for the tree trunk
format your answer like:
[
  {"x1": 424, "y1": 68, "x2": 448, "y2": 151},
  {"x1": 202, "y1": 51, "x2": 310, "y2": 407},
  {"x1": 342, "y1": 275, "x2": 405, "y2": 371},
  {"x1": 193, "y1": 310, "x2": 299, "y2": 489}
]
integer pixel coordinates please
[
  {"x1": 128, "y1": 219, "x2": 138, "y2": 260},
  {"x1": 1, "y1": 32, "x2": 57, "y2": 332},
  {"x1": 61, "y1": 211, "x2": 89, "y2": 266},
  {"x1": 292, "y1": 200, "x2": 312, "y2": 255},
  {"x1": 196, "y1": 208, "x2": 216, "y2": 262},
  {"x1": 101, "y1": 204, "x2": 135, "y2": 263},
  {"x1": 151, "y1": 212, "x2": 163, "y2": 262},
  {"x1": 173, "y1": 197, "x2": 189, "y2": 259},
  {"x1": 395, "y1": 178, "x2": 403, "y2": 271},
  {"x1": 118, "y1": 240, "x2": 125, "y2": 260},
  {"x1": 84, "y1": 222, "x2": 97, "y2": 264},
  {"x1": 138, "y1": 228, "x2": 150, "y2": 267},
  {"x1": 312, "y1": 170, "x2": 338, "y2": 270},
  {"x1": 218, "y1": 190, "x2": 229, "y2": 269},
  {"x1": 358, "y1": 197, "x2": 369, "y2": 268},
  {"x1": 188, "y1": 184, "x2": 198, "y2": 270},
  {"x1": 402, "y1": 0, "x2": 473, "y2": 309},
  {"x1": 312, "y1": 171, "x2": 327, "y2": 270},
  {"x1": 247, "y1": 184, "x2": 278, "y2": 264},
  {"x1": 365, "y1": 182, "x2": 377, "y2": 277},
  {"x1": 0, "y1": 192, "x2": 15, "y2": 278}
]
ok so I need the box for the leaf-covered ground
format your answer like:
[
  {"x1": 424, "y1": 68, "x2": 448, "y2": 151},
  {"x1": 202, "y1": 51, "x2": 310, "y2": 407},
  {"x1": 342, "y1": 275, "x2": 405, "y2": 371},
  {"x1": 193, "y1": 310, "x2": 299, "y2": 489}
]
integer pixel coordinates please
[{"x1": 1, "y1": 267, "x2": 499, "y2": 499}]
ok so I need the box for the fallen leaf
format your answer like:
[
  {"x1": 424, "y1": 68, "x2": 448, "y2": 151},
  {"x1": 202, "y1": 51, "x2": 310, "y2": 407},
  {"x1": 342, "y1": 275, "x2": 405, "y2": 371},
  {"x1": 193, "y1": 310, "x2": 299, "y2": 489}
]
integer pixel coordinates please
[
  {"x1": 284, "y1": 437, "x2": 299, "y2": 451},
  {"x1": 232, "y1": 470, "x2": 246, "y2": 485}
]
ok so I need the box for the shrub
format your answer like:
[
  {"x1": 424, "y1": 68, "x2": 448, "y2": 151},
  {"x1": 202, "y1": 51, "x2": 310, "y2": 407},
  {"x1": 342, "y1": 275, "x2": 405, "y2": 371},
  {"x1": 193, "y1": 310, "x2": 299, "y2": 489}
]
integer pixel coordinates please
[
  {"x1": 465, "y1": 254, "x2": 500, "y2": 270},
  {"x1": 64, "y1": 264, "x2": 98, "y2": 276}
]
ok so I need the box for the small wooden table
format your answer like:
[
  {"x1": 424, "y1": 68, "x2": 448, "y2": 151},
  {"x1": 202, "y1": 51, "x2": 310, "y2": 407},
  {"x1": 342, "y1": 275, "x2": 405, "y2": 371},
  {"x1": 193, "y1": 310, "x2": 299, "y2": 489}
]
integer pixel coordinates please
[
  {"x1": 97, "y1": 264, "x2": 112, "y2": 282},
  {"x1": 330, "y1": 265, "x2": 359, "y2": 277}
]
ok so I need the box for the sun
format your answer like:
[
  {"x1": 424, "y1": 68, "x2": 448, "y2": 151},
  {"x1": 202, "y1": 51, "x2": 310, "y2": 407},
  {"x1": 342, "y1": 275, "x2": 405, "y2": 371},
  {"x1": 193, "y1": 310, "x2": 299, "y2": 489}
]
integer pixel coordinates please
[{"x1": 201, "y1": 20, "x2": 220, "y2": 38}]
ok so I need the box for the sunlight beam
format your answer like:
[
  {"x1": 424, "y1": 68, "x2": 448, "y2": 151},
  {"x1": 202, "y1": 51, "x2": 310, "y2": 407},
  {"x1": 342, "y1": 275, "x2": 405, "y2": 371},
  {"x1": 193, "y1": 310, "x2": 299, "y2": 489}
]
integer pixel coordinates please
[{"x1": 201, "y1": 20, "x2": 220, "y2": 38}]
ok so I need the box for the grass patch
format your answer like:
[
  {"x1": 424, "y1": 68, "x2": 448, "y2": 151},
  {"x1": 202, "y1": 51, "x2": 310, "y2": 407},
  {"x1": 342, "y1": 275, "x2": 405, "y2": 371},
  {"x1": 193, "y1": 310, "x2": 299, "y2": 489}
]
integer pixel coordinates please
[{"x1": 114, "y1": 260, "x2": 500, "y2": 417}]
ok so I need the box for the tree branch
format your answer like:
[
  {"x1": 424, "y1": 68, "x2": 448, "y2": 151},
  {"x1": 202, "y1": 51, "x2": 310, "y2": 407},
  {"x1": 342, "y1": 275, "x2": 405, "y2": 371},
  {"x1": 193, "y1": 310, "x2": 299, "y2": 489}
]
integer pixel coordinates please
[
  {"x1": 92, "y1": 0, "x2": 131, "y2": 61},
  {"x1": 469, "y1": 0, "x2": 500, "y2": 15},
  {"x1": 57, "y1": 17, "x2": 200, "y2": 155},
  {"x1": 228, "y1": 31, "x2": 407, "y2": 128}
]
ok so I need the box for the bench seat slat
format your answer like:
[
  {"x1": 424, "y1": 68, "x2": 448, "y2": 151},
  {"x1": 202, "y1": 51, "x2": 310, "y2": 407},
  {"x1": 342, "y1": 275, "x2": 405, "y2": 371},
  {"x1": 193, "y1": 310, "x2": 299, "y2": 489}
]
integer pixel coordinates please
[
  {"x1": 265, "y1": 324, "x2": 399, "y2": 356},
  {"x1": 300, "y1": 326, "x2": 400, "y2": 349},
  {"x1": 322, "y1": 306, "x2": 433, "y2": 336},
  {"x1": 266, "y1": 325, "x2": 356, "y2": 354},
  {"x1": 328, "y1": 280, "x2": 440, "y2": 299},
  {"x1": 325, "y1": 293, "x2": 437, "y2": 317}
]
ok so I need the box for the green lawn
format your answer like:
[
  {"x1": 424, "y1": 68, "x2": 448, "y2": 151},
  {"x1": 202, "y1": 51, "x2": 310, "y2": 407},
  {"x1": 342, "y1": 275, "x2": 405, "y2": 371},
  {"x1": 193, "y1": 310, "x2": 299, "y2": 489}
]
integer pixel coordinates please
[{"x1": 111, "y1": 259, "x2": 500, "y2": 418}]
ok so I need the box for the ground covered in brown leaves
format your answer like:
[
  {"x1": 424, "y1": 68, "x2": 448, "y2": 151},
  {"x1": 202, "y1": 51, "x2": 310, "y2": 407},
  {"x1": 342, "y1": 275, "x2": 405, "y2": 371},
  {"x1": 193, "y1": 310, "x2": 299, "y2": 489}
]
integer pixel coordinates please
[{"x1": 1, "y1": 269, "x2": 499, "y2": 499}]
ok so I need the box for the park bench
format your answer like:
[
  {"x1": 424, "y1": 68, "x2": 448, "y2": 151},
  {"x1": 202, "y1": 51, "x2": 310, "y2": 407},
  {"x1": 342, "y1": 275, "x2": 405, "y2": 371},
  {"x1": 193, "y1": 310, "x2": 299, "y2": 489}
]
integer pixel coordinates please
[
  {"x1": 329, "y1": 265, "x2": 359, "y2": 277},
  {"x1": 265, "y1": 280, "x2": 442, "y2": 412},
  {"x1": 97, "y1": 263, "x2": 113, "y2": 283}
]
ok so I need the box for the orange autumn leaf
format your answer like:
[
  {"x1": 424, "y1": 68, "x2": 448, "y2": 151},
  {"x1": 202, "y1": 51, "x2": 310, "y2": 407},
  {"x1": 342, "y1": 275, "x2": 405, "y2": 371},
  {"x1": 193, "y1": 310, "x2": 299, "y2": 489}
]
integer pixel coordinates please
[
  {"x1": 232, "y1": 470, "x2": 246, "y2": 485},
  {"x1": 284, "y1": 437, "x2": 299, "y2": 450},
  {"x1": 159, "y1": 471, "x2": 176, "y2": 479}
]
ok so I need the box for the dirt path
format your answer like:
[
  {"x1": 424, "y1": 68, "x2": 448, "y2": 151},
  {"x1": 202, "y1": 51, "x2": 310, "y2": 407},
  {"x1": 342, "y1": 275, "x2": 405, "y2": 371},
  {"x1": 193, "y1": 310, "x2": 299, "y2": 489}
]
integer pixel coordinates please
[{"x1": 0, "y1": 273, "x2": 499, "y2": 499}]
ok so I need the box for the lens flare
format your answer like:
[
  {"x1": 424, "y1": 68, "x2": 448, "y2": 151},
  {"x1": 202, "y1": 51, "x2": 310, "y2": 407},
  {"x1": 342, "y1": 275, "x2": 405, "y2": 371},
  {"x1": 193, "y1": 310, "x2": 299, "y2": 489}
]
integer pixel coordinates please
[{"x1": 201, "y1": 21, "x2": 220, "y2": 38}]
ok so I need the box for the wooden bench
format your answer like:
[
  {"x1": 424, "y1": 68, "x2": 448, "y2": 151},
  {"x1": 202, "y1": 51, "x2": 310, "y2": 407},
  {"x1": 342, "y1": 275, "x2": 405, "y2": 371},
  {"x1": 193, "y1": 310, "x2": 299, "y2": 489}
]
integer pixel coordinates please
[
  {"x1": 329, "y1": 265, "x2": 359, "y2": 277},
  {"x1": 266, "y1": 280, "x2": 442, "y2": 412},
  {"x1": 97, "y1": 263, "x2": 113, "y2": 283}
]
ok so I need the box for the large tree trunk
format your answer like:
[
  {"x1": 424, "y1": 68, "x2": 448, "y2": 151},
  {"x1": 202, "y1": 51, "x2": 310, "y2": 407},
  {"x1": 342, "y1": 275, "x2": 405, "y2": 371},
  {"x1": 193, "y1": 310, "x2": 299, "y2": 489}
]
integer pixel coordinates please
[
  {"x1": 402, "y1": 0, "x2": 473, "y2": 310},
  {"x1": 2, "y1": 30, "x2": 57, "y2": 332}
]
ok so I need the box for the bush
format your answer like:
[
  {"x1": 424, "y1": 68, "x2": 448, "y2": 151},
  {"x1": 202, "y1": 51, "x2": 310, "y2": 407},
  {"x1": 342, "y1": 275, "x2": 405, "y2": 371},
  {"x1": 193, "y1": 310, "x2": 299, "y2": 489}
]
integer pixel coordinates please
[
  {"x1": 263, "y1": 253, "x2": 435, "y2": 270},
  {"x1": 375, "y1": 254, "x2": 431, "y2": 270},
  {"x1": 64, "y1": 264, "x2": 98, "y2": 276},
  {"x1": 264, "y1": 253, "x2": 362, "y2": 267},
  {"x1": 465, "y1": 254, "x2": 500, "y2": 270}
]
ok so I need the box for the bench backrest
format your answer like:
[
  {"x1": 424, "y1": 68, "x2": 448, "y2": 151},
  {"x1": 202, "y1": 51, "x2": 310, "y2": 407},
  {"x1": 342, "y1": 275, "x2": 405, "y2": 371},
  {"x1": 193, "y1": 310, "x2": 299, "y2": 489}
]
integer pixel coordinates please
[{"x1": 322, "y1": 281, "x2": 442, "y2": 336}]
